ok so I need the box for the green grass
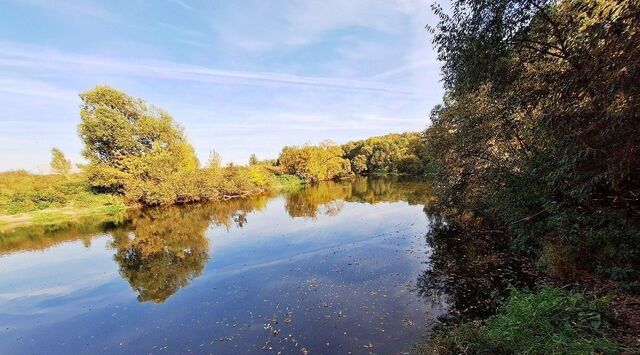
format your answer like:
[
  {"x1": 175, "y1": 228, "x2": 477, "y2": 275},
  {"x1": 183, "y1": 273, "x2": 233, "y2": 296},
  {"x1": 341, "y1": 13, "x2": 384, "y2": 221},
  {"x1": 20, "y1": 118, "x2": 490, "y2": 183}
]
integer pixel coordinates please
[
  {"x1": 0, "y1": 170, "x2": 125, "y2": 215},
  {"x1": 0, "y1": 170, "x2": 127, "y2": 231},
  {"x1": 416, "y1": 287, "x2": 618, "y2": 355}
]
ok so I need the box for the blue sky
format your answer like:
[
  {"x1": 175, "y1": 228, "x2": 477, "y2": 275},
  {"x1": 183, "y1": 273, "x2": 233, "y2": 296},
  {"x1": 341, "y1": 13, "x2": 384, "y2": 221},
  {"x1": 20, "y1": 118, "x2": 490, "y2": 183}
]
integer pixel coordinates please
[{"x1": 0, "y1": 0, "x2": 444, "y2": 171}]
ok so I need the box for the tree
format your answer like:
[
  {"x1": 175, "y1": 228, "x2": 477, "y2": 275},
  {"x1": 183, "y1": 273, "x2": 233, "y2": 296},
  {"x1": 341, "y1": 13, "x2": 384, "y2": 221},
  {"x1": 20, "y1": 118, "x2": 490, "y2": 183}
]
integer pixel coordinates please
[
  {"x1": 206, "y1": 150, "x2": 222, "y2": 169},
  {"x1": 50, "y1": 148, "x2": 71, "y2": 175},
  {"x1": 351, "y1": 154, "x2": 368, "y2": 174},
  {"x1": 248, "y1": 153, "x2": 259, "y2": 166},
  {"x1": 78, "y1": 85, "x2": 199, "y2": 204},
  {"x1": 278, "y1": 143, "x2": 352, "y2": 182},
  {"x1": 426, "y1": 0, "x2": 640, "y2": 284},
  {"x1": 342, "y1": 132, "x2": 424, "y2": 175}
]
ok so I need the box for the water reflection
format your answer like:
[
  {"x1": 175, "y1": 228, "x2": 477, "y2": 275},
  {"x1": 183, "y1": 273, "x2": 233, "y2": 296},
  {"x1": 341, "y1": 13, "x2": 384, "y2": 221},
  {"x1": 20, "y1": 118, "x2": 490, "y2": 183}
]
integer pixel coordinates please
[
  {"x1": 0, "y1": 177, "x2": 436, "y2": 305},
  {"x1": 111, "y1": 208, "x2": 211, "y2": 303},
  {"x1": 110, "y1": 196, "x2": 276, "y2": 302},
  {"x1": 0, "y1": 177, "x2": 432, "y2": 256},
  {"x1": 285, "y1": 176, "x2": 435, "y2": 218},
  {"x1": 285, "y1": 183, "x2": 348, "y2": 218},
  {"x1": 0, "y1": 177, "x2": 538, "y2": 354},
  {"x1": 416, "y1": 216, "x2": 539, "y2": 322},
  {"x1": 0, "y1": 177, "x2": 436, "y2": 354},
  {"x1": 0, "y1": 216, "x2": 125, "y2": 256},
  {"x1": 0, "y1": 177, "x2": 531, "y2": 316}
]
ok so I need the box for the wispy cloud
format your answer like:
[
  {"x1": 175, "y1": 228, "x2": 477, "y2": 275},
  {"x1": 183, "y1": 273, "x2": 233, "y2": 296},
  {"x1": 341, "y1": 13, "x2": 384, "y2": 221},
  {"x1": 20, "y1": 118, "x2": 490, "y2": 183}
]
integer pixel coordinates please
[
  {"x1": 0, "y1": 0, "x2": 444, "y2": 171},
  {"x1": 0, "y1": 78, "x2": 77, "y2": 101},
  {"x1": 0, "y1": 42, "x2": 420, "y2": 96},
  {"x1": 8, "y1": 0, "x2": 115, "y2": 22},
  {"x1": 208, "y1": 0, "x2": 413, "y2": 51},
  {"x1": 169, "y1": 0, "x2": 194, "y2": 11}
]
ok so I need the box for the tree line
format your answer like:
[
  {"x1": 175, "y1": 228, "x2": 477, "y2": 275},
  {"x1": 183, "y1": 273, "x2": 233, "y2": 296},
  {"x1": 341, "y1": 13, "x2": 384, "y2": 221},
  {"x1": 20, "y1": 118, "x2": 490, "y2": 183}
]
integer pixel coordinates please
[
  {"x1": 3, "y1": 85, "x2": 432, "y2": 216},
  {"x1": 417, "y1": 0, "x2": 639, "y2": 352},
  {"x1": 422, "y1": 0, "x2": 639, "y2": 290}
]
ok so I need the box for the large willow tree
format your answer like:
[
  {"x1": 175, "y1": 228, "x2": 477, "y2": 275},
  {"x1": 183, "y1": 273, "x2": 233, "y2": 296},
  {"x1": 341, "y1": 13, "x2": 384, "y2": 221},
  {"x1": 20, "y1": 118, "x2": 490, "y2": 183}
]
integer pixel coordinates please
[{"x1": 78, "y1": 86, "x2": 199, "y2": 205}]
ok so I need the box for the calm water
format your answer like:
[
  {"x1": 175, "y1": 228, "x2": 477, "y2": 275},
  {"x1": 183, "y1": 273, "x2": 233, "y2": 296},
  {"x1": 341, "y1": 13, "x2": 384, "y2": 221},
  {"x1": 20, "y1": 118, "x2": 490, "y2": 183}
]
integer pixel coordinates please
[{"x1": 0, "y1": 178, "x2": 535, "y2": 354}]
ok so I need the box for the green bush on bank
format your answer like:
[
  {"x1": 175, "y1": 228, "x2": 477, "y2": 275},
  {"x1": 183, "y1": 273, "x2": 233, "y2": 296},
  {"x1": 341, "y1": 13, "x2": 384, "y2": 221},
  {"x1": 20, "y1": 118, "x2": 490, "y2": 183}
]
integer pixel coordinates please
[{"x1": 416, "y1": 287, "x2": 617, "y2": 355}]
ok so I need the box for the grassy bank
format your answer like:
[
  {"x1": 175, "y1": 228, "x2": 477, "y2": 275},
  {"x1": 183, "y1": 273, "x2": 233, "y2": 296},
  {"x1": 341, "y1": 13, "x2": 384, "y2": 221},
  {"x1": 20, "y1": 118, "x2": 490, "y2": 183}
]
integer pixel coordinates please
[
  {"x1": 416, "y1": 287, "x2": 619, "y2": 354},
  {"x1": 0, "y1": 171, "x2": 126, "y2": 231},
  {"x1": 0, "y1": 169, "x2": 303, "y2": 232},
  {"x1": 0, "y1": 171, "x2": 124, "y2": 215}
]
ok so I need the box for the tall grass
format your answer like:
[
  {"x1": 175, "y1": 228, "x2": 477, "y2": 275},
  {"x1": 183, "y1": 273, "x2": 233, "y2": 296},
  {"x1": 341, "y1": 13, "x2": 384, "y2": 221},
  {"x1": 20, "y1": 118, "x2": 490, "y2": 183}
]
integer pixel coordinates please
[{"x1": 0, "y1": 170, "x2": 124, "y2": 215}]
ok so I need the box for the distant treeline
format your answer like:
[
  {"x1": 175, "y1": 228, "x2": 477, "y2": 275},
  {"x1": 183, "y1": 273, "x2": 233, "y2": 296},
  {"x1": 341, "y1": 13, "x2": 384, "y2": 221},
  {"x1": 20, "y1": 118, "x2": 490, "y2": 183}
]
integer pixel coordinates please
[
  {"x1": 1, "y1": 85, "x2": 430, "y2": 216},
  {"x1": 275, "y1": 132, "x2": 429, "y2": 182}
]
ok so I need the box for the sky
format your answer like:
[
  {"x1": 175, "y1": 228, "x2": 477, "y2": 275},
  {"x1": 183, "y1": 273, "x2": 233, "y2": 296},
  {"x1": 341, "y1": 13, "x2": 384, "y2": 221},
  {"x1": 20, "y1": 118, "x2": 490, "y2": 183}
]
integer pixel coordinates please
[{"x1": 0, "y1": 0, "x2": 444, "y2": 172}]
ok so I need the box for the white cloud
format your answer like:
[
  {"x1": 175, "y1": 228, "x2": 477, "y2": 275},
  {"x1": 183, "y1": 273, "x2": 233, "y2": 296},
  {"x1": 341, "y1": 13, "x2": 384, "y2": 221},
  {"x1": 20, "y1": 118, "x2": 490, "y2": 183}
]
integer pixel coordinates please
[
  {"x1": 0, "y1": 77, "x2": 77, "y2": 101},
  {"x1": 0, "y1": 42, "x2": 419, "y2": 96},
  {"x1": 0, "y1": 0, "x2": 445, "y2": 171},
  {"x1": 207, "y1": 0, "x2": 423, "y2": 51}
]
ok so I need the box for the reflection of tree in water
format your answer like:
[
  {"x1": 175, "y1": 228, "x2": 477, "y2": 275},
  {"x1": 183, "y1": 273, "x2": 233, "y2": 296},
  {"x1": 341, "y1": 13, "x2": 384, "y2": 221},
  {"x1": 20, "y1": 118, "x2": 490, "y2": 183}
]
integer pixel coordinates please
[
  {"x1": 416, "y1": 216, "x2": 539, "y2": 322},
  {"x1": 112, "y1": 197, "x2": 270, "y2": 303},
  {"x1": 284, "y1": 177, "x2": 435, "y2": 218},
  {"x1": 0, "y1": 214, "x2": 127, "y2": 256},
  {"x1": 208, "y1": 195, "x2": 271, "y2": 230},
  {"x1": 285, "y1": 182, "x2": 349, "y2": 218},
  {"x1": 348, "y1": 176, "x2": 436, "y2": 206},
  {"x1": 111, "y1": 207, "x2": 210, "y2": 303}
]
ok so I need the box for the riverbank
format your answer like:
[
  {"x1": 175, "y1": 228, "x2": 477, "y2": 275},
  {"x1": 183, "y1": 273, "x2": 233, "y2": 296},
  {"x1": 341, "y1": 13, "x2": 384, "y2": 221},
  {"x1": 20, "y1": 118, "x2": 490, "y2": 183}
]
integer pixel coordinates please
[
  {"x1": 412, "y1": 216, "x2": 640, "y2": 354},
  {"x1": 0, "y1": 170, "x2": 304, "y2": 233},
  {"x1": 0, "y1": 204, "x2": 126, "y2": 233},
  {"x1": 417, "y1": 286, "x2": 639, "y2": 354}
]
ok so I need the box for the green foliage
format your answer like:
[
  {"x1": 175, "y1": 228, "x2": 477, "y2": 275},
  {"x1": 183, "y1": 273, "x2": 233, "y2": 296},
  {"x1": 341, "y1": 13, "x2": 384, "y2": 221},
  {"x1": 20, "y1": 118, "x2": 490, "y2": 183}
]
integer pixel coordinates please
[
  {"x1": 78, "y1": 85, "x2": 199, "y2": 203},
  {"x1": 272, "y1": 174, "x2": 305, "y2": 192},
  {"x1": 50, "y1": 148, "x2": 71, "y2": 175},
  {"x1": 425, "y1": 0, "x2": 640, "y2": 285},
  {"x1": 417, "y1": 287, "x2": 618, "y2": 355},
  {"x1": 1, "y1": 87, "x2": 310, "y2": 217},
  {"x1": 76, "y1": 86, "x2": 286, "y2": 207},
  {"x1": 277, "y1": 141, "x2": 352, "y2": 182},
  {"x1": 342, "y1": 132, "x2": 426, "y2": 175}
]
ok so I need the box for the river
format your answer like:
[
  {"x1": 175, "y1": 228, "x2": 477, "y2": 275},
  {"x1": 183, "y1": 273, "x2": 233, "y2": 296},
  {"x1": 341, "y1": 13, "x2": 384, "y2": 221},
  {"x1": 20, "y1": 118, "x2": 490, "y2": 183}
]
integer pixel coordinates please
[{"x1": 0, "y1": 177, "x2": 534, "y2": 354}]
